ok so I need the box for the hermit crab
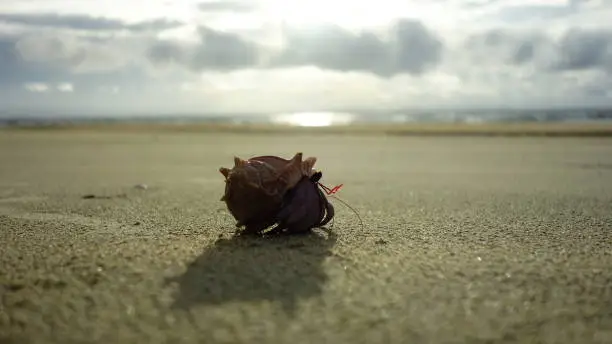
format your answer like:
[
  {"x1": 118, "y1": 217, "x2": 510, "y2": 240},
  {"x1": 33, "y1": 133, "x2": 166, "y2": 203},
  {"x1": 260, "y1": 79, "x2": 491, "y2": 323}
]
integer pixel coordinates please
[{"x1": 219, "y1": 152, "x2": 342, "y2": 235}]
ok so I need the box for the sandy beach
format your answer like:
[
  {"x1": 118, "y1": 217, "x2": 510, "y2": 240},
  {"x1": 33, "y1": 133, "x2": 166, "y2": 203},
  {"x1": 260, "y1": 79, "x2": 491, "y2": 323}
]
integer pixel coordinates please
[{"x1": 1, "y1": 126, "x2": 611, "y2": 343}]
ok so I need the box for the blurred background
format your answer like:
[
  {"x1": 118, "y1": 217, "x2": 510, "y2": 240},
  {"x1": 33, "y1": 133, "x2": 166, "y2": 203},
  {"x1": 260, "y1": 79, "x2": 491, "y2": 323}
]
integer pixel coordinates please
[
  {"x1": 2, "y1": 2, "x2": 612, "y2": 343},
  {"x1": 0, "y1": 0, "x2": 611, "y2": 130}
]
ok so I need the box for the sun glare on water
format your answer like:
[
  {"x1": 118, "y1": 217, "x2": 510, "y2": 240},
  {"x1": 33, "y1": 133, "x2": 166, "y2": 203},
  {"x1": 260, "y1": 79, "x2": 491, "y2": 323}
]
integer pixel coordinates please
[{"x1": 272, "y1": 112, "x2": 354, "y2": 127}]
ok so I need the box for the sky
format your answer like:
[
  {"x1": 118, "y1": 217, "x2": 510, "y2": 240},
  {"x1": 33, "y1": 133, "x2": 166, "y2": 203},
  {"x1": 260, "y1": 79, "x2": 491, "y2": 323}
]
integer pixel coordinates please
[{"x1": 0, "y1": 0, "x2": 612, "y2": 116}]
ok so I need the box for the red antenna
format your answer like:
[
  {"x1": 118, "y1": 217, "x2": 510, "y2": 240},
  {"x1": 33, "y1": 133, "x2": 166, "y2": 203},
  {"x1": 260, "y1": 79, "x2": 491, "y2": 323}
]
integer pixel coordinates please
[
  {"x1": 317, "y1": 181, "x2": 363, "y2": 229},
  {"x1": 317, "y1": 182, "x2": 344, "y2": 196}
]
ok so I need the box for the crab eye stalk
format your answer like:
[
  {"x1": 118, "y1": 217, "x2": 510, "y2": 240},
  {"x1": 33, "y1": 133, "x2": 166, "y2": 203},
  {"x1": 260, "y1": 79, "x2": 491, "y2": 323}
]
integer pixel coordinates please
[{"x1": 310, "y1": 171, "x2": 323, "y2": 183}]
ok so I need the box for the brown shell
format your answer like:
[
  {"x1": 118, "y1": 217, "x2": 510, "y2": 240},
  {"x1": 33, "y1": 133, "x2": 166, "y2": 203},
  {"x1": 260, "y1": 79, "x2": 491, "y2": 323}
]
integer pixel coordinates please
[{"x1": 219, "y1": 152, "x2": 317, "y2": 228}]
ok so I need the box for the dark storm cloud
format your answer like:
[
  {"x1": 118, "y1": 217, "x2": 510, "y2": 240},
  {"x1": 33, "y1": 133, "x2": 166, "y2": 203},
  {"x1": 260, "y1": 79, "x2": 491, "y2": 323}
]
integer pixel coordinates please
[
  {"x1": 147, "y1": 27, "x2": 258, "y2": 71},
  {"x1": 0, "y1": 13, "x2": 183, "y2": 32},
  {"x1": 197, "y1": 1, "x2": 256, "y2": 12},
  {"x1": 554, "y1": 28, "x2": 612, "y2": 71}
]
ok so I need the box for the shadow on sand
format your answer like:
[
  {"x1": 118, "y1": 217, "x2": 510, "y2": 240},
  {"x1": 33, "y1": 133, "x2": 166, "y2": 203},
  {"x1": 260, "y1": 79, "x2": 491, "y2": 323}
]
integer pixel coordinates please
[{"x1": 165, "y1": 229, "x2": 337, "y2": 316}]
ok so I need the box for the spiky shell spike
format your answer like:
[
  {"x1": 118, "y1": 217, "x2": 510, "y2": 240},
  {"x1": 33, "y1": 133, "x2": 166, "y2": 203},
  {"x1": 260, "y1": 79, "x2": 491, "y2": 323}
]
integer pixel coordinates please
[
  {"x1": 234, "y1": 156, "x2": 247, "y2": 167},
  {"x1": 219, "y1": 167, "x2": 230, "y2": 179}
]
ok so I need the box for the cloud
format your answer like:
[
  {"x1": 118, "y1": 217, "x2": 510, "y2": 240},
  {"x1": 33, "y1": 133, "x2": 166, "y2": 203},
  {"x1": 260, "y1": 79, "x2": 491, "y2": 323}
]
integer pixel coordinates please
[
  {"x1": 0, "y1": 13, "x2": 183, "y2": 32},
  {"x1": 147, "y1": 40, "x2": 186, "y2": 65},
  {"x1": 99, "y1": 85, "x2": 120, "y2": 94},
  {"x1": 271, "y1": 25, "x2": 391, "y2": 74},
  {"x1": 554, "y1": 28, "x2": 612, "y2": 71},
  {"x1": 393, "y1": 20, "x2": 444, "y2": 74},
  {"x1": 147, "y1": 27, "x2": 259, "y2": 71},
  {"x1": 462, "y1": 29, "x2": 554, "y2": 67},
  {"x1": 14, "y1": 32, "x2": 145, "y2": 73},
  {"x1": 272, "y1": 19, "x2": 445, "y2": 76},
  {"x1": 191, "y1": 27, "x2": 259, "y2": 70},
  {"x1": 147, "y1": 19, "x2": 443, "y2": 76},
  {"x1": 57, "y1": 82, "x2": 73, "y2": 92},
  {"x1": 459, "y1": 24, "x2": 612, "y2": 76},
  {"x1": 197, "y1": 1, "x2": 257, "y2": 13},
  {"x1": 498, "y1": 4, "x2": 575, "y2": 21},
  {"x1": 0, "y1": 35, "x2": 67, "y2": 85},
  {"x1": 22, "y1": 81, "x2": 73, "y2": 93},
  {"x1": 1, "y1": 0, "x2": 612, "y2": 113},
  {"x1": 24, "y1": 82, "x2": 48, "y2": 92}
]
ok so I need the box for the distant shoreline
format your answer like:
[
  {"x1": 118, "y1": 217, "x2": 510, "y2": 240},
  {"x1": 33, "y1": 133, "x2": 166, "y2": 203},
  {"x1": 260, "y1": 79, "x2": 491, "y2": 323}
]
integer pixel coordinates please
[{"x1": 3, "y1": 122, "x2": 612, "y2": 137}]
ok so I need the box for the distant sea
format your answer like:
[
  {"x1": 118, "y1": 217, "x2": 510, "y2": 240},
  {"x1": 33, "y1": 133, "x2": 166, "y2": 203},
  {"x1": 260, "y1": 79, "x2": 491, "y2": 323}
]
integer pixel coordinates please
[{"x1": 1, "y1": 108, "x2": 612, "y2": 128}]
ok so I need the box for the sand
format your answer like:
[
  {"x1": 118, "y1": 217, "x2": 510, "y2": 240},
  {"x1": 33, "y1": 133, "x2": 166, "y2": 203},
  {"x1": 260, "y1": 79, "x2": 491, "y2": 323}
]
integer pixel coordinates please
[{"x1": 1, "y1": 127, "x2": 611, "y2": 344}]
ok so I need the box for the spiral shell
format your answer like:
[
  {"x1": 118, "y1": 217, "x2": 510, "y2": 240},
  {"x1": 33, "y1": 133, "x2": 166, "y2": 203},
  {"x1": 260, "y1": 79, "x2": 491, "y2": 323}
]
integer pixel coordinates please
[{"x1": 219, "y1": 152, "x2": 317, "y2": 230}]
